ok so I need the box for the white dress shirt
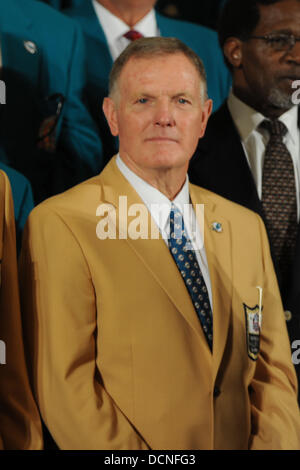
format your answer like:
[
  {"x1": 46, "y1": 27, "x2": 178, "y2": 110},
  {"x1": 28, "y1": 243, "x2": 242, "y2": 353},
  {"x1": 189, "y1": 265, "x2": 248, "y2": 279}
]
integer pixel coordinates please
[
  {"x1": 116, "y1": 154, "x2": 213, "y2": 309},
  {"x1": 228, "y1": 91, "x2": 300, "y2": 219},
  {"x1": 92, "y1": 1, "x2": 159, "y2": 61}
]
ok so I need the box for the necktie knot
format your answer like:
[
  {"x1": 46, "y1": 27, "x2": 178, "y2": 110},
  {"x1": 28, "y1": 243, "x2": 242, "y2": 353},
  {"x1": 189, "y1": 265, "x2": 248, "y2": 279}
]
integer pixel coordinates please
[
  {"x1": 260, "y1": 119, "x2": 287, "y2": 138},
  {"x1": 123, "y1": 30, "x2": 143, "y2": 41}
]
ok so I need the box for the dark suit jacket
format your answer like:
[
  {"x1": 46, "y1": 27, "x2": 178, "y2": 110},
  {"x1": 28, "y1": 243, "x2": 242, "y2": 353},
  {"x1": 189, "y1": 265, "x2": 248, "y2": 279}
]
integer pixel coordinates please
[{"x1": 189, "y1": 102, "x2": 300, "y2": 394}]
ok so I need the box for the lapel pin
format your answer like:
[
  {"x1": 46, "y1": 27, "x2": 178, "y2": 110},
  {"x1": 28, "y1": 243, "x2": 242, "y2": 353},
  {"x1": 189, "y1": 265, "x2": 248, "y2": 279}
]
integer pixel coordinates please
[
  {"x1": 211, "y1": 222, "x2": 223, "y2": 233},
  {"x1": 24, "y1": 40, "x2": 37, "y2": 54}
]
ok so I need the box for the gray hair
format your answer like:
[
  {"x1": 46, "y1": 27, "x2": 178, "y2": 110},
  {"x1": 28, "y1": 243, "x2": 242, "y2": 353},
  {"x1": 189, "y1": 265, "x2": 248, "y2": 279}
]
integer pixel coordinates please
[{"x1": 108, "y1": 36, "x2": 208, "y2": 102}]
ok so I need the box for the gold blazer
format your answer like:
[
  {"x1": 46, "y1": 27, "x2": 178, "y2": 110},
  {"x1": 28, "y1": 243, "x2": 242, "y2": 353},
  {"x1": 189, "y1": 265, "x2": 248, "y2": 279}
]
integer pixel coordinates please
[{"x1": 19, "y1": 157, "x2": 300, "y2": 450}]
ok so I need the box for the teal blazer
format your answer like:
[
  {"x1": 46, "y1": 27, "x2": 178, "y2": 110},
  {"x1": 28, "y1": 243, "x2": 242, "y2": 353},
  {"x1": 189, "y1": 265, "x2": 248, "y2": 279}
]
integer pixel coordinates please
[
  {"x1": 37, "y1": 0, "x2": 83, "y2": 9},
  {"x1": 64, "y1": 1, "x2": 231, "y2": 162},
  {"x1": 0, "y1": 0, "x2": 104, "y2": 203}
]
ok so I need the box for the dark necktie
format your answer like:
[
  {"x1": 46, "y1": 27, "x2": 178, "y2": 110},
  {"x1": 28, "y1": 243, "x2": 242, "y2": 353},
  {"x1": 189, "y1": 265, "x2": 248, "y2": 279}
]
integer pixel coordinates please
[
  {"x1": 123, "y1": 30, "x2": 143, "y2": 41},
  {"x1": 168, "y1": 204, "x2": 213, "y2": 350},
  {"x1": 260, "y1": 119, "x2": 298, "y2": 283}
]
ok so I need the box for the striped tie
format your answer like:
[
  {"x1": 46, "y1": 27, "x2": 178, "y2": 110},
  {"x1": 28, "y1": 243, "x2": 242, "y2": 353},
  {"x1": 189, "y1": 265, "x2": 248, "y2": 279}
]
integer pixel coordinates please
[{"x1": 260, "y1": 119, "x2": 298, "y2": 285}]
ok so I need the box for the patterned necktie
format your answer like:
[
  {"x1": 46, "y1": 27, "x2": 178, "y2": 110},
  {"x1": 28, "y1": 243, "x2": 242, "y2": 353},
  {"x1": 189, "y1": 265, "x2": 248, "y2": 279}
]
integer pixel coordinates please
[
  {"x1": 260, "y1": 119, "x2": 298, "y2": 283},
  {"x1": 168, "y1": 204, "x2": 213, "y2": 350},
  {"x1": 123, "y1": 30, "x2": 143, "y2": 41}
]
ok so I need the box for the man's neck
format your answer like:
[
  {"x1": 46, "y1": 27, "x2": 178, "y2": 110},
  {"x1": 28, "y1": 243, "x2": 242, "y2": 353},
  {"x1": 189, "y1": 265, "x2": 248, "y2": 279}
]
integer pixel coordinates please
[
  {"x1": 120, "y1": 156, "x2": 188, "y2": 201},
  {"x1": 96, "y1": 0, "x2": 152, "y2": 27}
]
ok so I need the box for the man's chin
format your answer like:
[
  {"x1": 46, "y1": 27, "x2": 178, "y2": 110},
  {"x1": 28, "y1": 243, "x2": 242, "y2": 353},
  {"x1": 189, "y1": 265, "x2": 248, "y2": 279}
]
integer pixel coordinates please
[
  {"x1": 267, "y1": 87, "x2": 296, "y2": 110},
  {"x1": 148, "y1": 154, "x2": 187, "y2": 170}
]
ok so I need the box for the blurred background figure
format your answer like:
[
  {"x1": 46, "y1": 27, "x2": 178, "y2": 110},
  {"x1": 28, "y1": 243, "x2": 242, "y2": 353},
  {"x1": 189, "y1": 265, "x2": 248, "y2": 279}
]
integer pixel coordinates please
[
  {"x1": 0, "y1": 0, "x2": 104, "y2": 204},
  {"x1": 38, "y1": 0, "x2": 83, "y2": 9},
  {"x1": 63, "y1": 0, "x2": 231, "y2": 165},
  {"x1": 189, "y1": 0, "x2": 300, "y2": 398},
  {"x1": 39, "y1": 0, "x2": 228, "y2": 30},
  {"x1": 0, "y1": 170, "x2": 42, "y2": 449}
]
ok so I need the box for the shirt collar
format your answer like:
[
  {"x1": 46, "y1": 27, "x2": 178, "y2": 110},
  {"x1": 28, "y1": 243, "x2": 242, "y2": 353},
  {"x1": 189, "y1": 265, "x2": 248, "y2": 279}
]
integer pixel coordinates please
[
  {"x1": 228, "y1": 90, "x2": 299, "y2": 144},
  {"x1": 92, "y1": 1, "x2": 158, "y2": 44},
  {"x1": 279, "y1": 105, "x2": 299, "y2": 145},
  {"x1": 116, "y1": 154, "x2": 190, "y2": 234},
  {"x1": 227, "y1": 90, "x2": 266, "y2": 141}
]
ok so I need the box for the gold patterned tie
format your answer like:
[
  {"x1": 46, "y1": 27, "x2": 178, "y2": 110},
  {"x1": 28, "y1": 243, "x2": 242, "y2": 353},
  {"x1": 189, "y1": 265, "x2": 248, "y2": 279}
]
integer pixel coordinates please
[{"x1": 261, "y1": 119, "x2": 298, "y2": 284}]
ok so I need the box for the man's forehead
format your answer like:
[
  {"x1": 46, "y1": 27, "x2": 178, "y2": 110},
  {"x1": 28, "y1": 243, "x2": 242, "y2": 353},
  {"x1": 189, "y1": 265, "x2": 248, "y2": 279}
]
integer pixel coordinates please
[
  {"x1": 256, "y1": 0, "x2": 300, "y2": 33},
  {"x1": 120, "y1": 53, "x2": 198, "y2": 82}
]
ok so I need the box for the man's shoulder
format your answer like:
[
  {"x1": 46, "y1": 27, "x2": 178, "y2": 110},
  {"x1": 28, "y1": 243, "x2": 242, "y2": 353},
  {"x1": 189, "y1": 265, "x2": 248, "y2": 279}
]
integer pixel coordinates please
[
  {"x1": 0, "y1": 169, "x2": 9, "y2": 198},
  {"x1": 0, "y1": 163, "x2": 31, "y2": 192},
  {"x1": 30, "y1": 174, "x2": 103, "y2": 220},
  {"x1": 190, "y1": 183, "x2": 261, "y2": 223},
  {"x1": 198, "y1": 103, "x2": 237, "y2": 147},
  {"x1": 64, "y1": 1, "x2": 90, "y2": 19},
  {"x1": 16, "y1": 0, "x2": 79, "y2": 39},
  {"x1": 29, "y1": 158, "x2": 122, "y2": 223},
  {"x1": 156, "y1": 12, "x2": 219, "y2": 47},
  {"x1": 0, "y1": 163, "x2": 33, "y2": 214}
]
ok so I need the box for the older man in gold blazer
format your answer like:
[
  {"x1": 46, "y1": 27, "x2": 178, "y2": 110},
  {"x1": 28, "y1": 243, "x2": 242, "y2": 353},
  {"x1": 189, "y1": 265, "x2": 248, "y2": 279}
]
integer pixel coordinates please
[
  {"x1": 19, "y1": 37, "x2": 300, "y2": 450},
  {"x1": 0, "y1": 170, "x2": 42, "y2": 449}
]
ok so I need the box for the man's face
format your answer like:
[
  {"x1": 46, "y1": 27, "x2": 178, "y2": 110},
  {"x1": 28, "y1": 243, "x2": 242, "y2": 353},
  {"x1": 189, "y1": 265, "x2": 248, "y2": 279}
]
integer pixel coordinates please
[
  {"x1": 103, "y1": 53, "x2": 212, "y2": 176},
  {"x1": 231, "y1": 0, "x2": 300, "y2": 112}
]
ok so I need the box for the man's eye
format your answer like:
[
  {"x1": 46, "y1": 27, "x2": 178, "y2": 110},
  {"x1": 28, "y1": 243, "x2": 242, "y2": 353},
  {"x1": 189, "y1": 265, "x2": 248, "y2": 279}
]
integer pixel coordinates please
[
  {"x1": 138, "y1": 98, "x2": 148, "y2": 104},
  {"x1": 178, "y1": 98, "x2": 188, "y2": 104},
  {"x1": 268, "y1": 35, "x2": 290, "y2": 49}
]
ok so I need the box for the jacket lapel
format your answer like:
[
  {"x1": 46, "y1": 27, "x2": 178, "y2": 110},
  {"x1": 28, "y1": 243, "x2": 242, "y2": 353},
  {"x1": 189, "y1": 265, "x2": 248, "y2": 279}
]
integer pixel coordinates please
[
  {"x1": 190, "y1": 185, "x2": 233, "y2": 377},
  {"x1": 100, "y1": 159, "x2": 213, "y2": 359}
]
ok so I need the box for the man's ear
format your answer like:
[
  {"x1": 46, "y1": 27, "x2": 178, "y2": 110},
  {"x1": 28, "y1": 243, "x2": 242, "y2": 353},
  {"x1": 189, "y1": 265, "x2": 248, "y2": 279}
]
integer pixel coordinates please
[
  {"x1": 199, "y1": 98, "x2": 213, "y2": 139},
  {"x1": 103, "y1": 97, "x2": 119, "y2": 137},
  {"x1": 223, "y1": 37, "x2": 243, "y2": 68}
]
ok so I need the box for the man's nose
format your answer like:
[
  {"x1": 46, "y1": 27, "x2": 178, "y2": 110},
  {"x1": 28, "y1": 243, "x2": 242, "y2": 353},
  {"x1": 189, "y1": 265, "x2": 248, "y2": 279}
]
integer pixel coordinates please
[{"x1": 154, "y1": 100, "x2": 175, "y2": 127}]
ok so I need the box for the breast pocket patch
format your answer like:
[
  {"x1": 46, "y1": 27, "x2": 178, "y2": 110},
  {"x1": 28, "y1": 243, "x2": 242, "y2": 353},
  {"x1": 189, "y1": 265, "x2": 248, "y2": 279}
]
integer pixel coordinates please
[{"x1": 244, "y1": 303, "x2": 262, "y2": 361}]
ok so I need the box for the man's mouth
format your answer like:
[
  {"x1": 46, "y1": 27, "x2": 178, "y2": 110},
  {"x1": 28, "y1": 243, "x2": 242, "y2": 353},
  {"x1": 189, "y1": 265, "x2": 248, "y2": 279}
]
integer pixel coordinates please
[
  {"x1": 145, "y1": 137, "x2": 178, "y2": 143},
  {"x1": 279, "y1": 75, "x2": 300, "y2": 83}
]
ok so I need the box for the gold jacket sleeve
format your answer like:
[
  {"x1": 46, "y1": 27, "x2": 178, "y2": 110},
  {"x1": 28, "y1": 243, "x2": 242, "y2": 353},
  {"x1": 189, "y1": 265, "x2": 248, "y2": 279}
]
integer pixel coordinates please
[
  {"x1": 0, "y1": 170, "x2": 42, "y2": 450},
  {"x1": 249, "y1": 215, "x2": 300, "y2": 449}
]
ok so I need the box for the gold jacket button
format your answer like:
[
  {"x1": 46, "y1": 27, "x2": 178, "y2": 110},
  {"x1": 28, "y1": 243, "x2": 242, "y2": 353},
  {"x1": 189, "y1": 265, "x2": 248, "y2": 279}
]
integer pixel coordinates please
[{"x1": 284, "y1": 310, "x2": 292, "y2": 322}]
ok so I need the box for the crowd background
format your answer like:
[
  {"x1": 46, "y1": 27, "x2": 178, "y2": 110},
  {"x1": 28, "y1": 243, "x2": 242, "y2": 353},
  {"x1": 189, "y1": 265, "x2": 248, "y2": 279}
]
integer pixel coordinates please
[{"x1": 40, "y1": 0, "x2": 227, "y2": 30}]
